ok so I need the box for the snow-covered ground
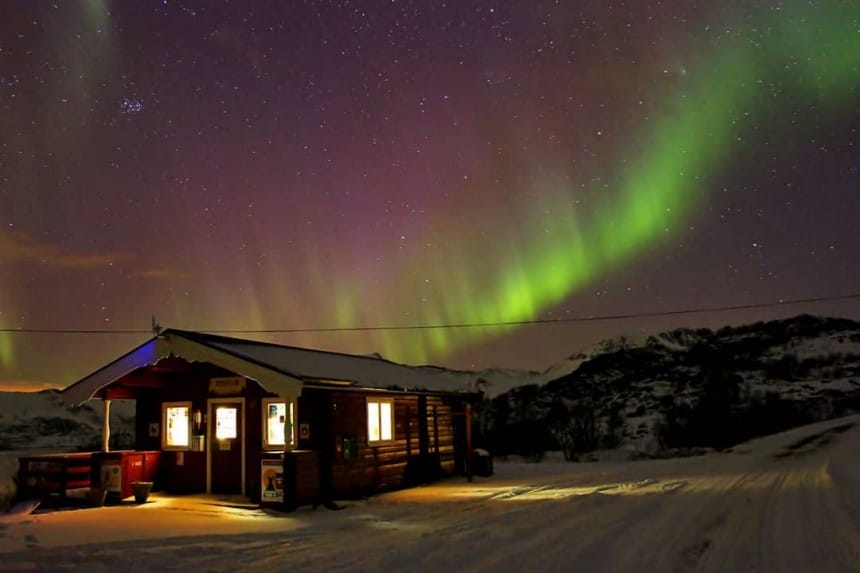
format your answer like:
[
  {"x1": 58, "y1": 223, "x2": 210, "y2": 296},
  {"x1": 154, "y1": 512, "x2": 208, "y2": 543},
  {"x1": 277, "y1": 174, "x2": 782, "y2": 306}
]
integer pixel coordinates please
[{"x1": 1, "y1": 415, "x2": 858, "y2": 572}]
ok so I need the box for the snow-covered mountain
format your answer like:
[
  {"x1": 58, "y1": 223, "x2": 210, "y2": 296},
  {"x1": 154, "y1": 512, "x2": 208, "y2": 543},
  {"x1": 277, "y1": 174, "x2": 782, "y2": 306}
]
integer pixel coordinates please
[
  {"x1": 2, "y1": 314, "x2": 858, "y2": 460},
  {"x1": 0, "y1": 390, "x2": 135, "y2": 451},
  {"x1": 479, "y1": 314, "x2": 860, "y2": 459}
]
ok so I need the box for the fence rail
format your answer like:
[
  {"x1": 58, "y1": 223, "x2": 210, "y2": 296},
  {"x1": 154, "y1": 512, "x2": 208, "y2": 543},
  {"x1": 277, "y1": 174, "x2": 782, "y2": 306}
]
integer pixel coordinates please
[{"x1": 17, "y1": 452, "x2": 96, "y2": 499}]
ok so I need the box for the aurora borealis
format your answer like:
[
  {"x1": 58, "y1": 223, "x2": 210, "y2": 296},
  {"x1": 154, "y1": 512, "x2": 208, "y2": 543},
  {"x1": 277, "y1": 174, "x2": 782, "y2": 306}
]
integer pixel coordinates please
[{"x1": 1, "y1": 1, "x2": 859, "y2": 390}]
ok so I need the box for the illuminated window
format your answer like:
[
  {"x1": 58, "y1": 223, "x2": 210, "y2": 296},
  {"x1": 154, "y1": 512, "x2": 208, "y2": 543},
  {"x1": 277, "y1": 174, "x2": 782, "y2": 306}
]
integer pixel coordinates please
[
  {"x1": 215, "y1": 406, "x2": 238, "y2": 440},
  {"x1": 367, "y1": 398, "x2": 394, "y2": 444},
  {"x1": 262, "y1": 398, "x2": 296, "y2": 450},
  {"x1": 162, "y1": 402, "x2": 191, "y2": 449}
]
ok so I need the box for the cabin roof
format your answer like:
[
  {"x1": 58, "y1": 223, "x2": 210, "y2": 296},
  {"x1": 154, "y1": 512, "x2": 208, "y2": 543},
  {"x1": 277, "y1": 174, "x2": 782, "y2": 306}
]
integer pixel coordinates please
[{"x1": 61, "y1": 328, "x2": 480, "y2": 405}]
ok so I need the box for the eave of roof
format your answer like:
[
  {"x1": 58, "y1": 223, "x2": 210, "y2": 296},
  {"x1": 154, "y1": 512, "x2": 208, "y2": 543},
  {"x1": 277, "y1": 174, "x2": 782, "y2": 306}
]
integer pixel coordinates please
[
  {"x1": 301, "y1": 381, "x2": 481, "y2": 398},
  {"x1": 168, "y1": 328, "x2": 478, "y2": 394},
  {"x1": 60, "y1": 331, "x2": 304, "y2": 405},
  {"x1": 61, "y1": 336, "x2": 161, "y2": 405},
  {"x1": 60, "y1": 328, "x2": 479, "y2": 405}
]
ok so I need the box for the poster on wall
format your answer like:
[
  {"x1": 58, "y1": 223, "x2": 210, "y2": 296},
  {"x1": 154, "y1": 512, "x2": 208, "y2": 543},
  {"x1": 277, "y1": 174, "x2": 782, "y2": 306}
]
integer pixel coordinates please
[
  {"x1": 101, "y1": 460, "x2": 122, "y2": 493},
  {"x1": 261, "y1": 459, "x2": 283, "y2": 503}
]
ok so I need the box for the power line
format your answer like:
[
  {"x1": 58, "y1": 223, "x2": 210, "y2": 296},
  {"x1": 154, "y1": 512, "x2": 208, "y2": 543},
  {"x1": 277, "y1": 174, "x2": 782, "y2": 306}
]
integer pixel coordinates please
[
  {"x1": 1, "y1": 292, "x2": 859, "y2": 335},
  {"x1": 0, "y1": 328, "x2": 150, "y2": 334}
]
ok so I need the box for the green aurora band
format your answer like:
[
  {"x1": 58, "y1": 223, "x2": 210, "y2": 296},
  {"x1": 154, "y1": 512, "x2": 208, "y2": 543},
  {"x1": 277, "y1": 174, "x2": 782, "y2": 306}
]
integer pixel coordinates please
[
  {"x1": 1, "y1": 2, "x2": 857, "y2": 373},
  {"x1": 0, "y1": 1, "x2": 113, "y2": 371},
  {"x1": 338, "y1": 0, "x2": 860, "y2": 364}
]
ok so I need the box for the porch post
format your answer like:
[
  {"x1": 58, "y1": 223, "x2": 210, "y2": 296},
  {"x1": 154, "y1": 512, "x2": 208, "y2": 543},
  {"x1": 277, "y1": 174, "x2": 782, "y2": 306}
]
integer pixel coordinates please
[
  {"x1": 285, "y1": 400, "x2": 294, "y2": 452},
  {"x1": 465, "y1": 402, "x2": 473, "y2": 483},
  {"x1": 102, "y1": 399, "x2": 111, "y2": 452}
]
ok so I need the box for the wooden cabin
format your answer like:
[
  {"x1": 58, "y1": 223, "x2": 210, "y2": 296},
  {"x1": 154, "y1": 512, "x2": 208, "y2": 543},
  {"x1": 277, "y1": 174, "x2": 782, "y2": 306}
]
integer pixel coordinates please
[{"x1": 50, "y1": 329, "x2": 479, "y2": 509}]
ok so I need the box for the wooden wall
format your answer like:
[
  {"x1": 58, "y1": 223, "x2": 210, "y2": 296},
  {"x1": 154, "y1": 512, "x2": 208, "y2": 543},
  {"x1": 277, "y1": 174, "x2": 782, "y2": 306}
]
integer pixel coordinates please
[
  {"x1": 134, "y1": 375, "x2": 210, "y2": 493},
  {"x1": 129, "y1": 367, "x2": 289, "y2": 499},
  {"x1": 286, "y1": 450, "x2": 320, "y2": 507},
  {"x1": 302, "y1": 389, "x2": 461, "y2": 498},
  {"x1": 244, "y1": 380, "x2": 270, "y2": 498},
  {"x1": 124, "y1": 361, "x2": 469, "y2": 503}
]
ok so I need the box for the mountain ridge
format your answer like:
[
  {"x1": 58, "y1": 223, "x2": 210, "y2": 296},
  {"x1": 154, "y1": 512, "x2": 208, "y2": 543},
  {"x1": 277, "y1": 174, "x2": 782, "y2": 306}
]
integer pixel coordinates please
[
  {"x1": 1, "y1": 314, "x2": 858, "y2": 460},
  {"x1": 478, "y1": 314, "x2": 860, "y2": 459}
]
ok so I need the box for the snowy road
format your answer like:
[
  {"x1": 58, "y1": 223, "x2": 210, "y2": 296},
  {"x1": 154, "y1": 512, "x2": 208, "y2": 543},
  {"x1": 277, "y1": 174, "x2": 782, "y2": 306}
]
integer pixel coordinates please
[{"x1": 1, "y1": 415, "x2": 859, "y2": 572}]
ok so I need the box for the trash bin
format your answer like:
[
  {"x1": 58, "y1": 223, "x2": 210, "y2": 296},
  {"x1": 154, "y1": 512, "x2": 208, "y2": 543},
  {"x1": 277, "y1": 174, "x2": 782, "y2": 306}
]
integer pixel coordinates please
[
  {"x1": 473, "y1": 448, "x2": 493, "y2": 477},
  {"x1": 98, "y1": 451, "x2": 161, "y2": 502}
]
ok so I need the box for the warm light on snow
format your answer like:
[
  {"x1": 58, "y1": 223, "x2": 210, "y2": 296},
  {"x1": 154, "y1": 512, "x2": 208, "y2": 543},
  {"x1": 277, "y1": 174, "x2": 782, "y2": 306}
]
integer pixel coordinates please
[{"x1": 1, "y1": 416, "x2": 859, "y2": 571}]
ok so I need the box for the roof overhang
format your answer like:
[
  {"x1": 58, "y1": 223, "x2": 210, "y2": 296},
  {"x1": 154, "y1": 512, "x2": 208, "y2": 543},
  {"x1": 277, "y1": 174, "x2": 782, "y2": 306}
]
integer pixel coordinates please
[{"x1": 61, "y1": 332, "x2": 304, "y2": 405}]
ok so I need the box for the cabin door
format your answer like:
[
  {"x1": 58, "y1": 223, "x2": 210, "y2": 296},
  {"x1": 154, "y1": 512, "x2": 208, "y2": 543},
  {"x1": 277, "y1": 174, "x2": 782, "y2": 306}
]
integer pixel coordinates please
[{"x1": 208, "y1": 398, "x2": 245, "y2": 494}]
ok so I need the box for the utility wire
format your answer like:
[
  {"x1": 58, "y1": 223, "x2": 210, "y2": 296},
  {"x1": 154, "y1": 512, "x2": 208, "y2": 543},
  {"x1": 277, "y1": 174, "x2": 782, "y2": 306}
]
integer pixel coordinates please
[
  {"x1": 0, "y1": 328, "x2": 194, "y2": 334},
  {"x1": 2, "y1": 292, "x2": 859, "y2": 335}
]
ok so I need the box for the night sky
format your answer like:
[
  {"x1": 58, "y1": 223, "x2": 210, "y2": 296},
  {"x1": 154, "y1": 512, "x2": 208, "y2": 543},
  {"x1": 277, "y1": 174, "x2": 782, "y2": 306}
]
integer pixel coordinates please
[{"x1": 1, "y1": 1, "x2": 859, "y2": 391}]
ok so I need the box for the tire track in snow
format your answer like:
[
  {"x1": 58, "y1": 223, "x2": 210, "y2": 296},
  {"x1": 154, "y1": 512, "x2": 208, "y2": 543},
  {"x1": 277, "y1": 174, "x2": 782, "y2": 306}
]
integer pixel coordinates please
[{"x1": 3, "y1": 416, "x2": 859, "y2": 572}]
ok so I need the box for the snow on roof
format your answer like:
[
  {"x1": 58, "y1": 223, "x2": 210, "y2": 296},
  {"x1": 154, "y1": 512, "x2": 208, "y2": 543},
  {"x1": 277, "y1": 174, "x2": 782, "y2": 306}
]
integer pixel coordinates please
[
  {"x1": 60, "y1": 329, "x2": 478, "y2": 405},
  {"x1": 173, "y1": 329, "x2": 479, "y2": 394}
]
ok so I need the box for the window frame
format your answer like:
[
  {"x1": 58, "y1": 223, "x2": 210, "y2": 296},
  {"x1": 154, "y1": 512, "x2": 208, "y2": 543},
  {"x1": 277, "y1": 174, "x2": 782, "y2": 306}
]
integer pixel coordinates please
[
  {"x1": 366, "y1": 397, "x2": 395, "y2": 445},
  {"x1": 162, "y1": 401, "x2": 192, "y2": 451},
  {"x1": 261, "y1": 397, "x2": 296, "y2": 451}
]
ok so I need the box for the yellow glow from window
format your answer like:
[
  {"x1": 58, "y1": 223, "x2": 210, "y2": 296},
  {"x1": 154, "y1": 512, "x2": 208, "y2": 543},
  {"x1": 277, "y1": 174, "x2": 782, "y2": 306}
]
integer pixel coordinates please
[
  {"x1": 380, "y1": 402, "x2": 392, "y2": 441},
  {"x1": 216, "y1": 406, "x2": 237, "y2": 440},
  {"x1": 367, "y1": 399, "x2": 393, "y2": 443},
  {"x1": 165, "y1": 406, "x2": 189, "y2": 447},
  {"x1": 367, "y1": 402, "x2": 380, "y2": 442},
  {"x1": 264, "y1": 401, "x2": 294, "y2": 447}
]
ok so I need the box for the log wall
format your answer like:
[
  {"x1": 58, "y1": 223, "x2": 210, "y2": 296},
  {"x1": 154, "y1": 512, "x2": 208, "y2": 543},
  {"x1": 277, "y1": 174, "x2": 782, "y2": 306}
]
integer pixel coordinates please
[{"x1": 311, "y1": 390, "x2": 459, "y2": 497}]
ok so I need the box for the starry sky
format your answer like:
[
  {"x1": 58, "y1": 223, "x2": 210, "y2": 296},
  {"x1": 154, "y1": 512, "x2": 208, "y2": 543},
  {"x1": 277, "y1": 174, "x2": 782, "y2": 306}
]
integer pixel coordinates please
[{"x1": 1, "y1": 0, "x2": 859, "y2": 391}]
